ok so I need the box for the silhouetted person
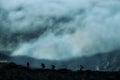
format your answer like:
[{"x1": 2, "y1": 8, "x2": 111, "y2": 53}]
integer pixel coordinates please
[
  {"x1": 80, "y1": 65, "x2": 84, "y2": 71},
  {"x1": 27, "y1": 62, "x2": 30, "y2": 68},
  {"x1": 51, "y1": 65, "x2": 55, "y2": 70},
  {"x1": 41, "y1": 63, "x2": 45, "y2": 69}
]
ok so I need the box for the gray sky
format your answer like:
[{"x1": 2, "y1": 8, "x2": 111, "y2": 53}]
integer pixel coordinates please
[{"x1": 0, "y1": 0, "x2": 120, "y2": 60}]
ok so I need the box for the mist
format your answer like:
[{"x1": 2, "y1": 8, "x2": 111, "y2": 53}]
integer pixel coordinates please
[{"x1": 0, "y1": 0, "x2": 120, "y2": 60}]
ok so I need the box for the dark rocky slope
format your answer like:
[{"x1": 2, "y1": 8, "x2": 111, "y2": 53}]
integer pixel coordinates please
[{"x1": 0, "y1": 62, "x2": 120, "y2": 80}]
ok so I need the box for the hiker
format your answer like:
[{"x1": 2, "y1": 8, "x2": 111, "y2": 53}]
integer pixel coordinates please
[
  {"x1": 51, "y1": 65, "x2": 56, "y2": 70},
  {"x1": 27, "y1": 62, "x2": 30, "y2": 68},
  {"x1": 80, "y1": 65, "x2": 84, "y2": 71},
  {"x1": 41, "y1": 63, "x2": 45, "y2": 69}
]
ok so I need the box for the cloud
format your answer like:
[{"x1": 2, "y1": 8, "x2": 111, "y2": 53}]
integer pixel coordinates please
[{"x1": 0, "y1": 0, "x2": 120, "y2": 60}]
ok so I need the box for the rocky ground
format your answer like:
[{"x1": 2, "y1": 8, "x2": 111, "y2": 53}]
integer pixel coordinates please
[{"x1": 0, "y1": 62, "x2": 120, "y2": 80}]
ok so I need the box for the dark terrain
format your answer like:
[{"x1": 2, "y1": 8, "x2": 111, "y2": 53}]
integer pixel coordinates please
[{"x1": 0, "y1": 62, "x2": 120, "y2": 80}]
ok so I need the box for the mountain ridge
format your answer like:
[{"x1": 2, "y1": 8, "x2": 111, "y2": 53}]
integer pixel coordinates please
[{"x1": 7, "y1": 49, "x2": 120, "y2": 71}]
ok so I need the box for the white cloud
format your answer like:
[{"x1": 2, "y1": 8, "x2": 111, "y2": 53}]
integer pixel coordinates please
[{"x1": 1, "y1": 0, "x2": 120, "y2": 60}]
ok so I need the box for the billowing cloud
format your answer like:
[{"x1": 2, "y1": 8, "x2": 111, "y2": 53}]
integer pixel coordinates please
[{"x1": 0, "y1": 0, "x2": 120, "y2": 60}]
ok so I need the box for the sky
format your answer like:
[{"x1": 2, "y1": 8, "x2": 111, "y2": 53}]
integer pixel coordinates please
[{"x1": 0, "y1": 0, "x2": 120, "y2": 60}]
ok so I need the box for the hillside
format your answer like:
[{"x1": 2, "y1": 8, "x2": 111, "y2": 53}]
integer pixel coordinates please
[
  {"x1": 9, "y1": 49, "x2": 120, "y2": 71},
  {"x1": 0, "y1": 62, "x2": 120, "y2": 80}
]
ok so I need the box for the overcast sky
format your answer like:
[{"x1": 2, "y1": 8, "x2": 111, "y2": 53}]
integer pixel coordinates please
[{"x1": 0, "y1": 0, "x2": 120, "y2": 60}]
